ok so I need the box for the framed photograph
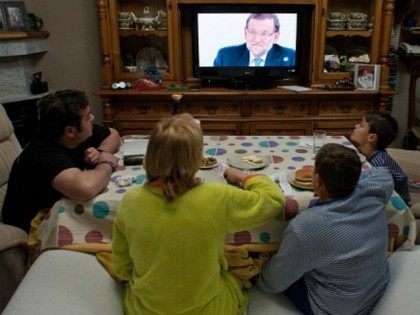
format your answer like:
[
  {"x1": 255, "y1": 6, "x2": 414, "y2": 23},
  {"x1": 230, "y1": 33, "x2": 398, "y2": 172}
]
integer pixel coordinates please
[
  {"x1": 354, "y1": 64, "x2": 381, "y2": 91},
  {"x1": 0, "y1": 7, "x2": 7, "y2": 31},
  {"x1": 1, "y1": 1, "x2": 30, "y2": 31}
]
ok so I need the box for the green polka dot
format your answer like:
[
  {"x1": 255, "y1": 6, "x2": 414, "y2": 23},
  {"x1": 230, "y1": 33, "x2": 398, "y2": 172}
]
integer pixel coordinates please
[
  {"x1": 403, "y1": 226, "x2": 410, "y2": 236},
  {"x1": 391, "y1": 196, "x2": 407, "y2": 210},
  {"x1": 134, "y1": 174, "x2": 146, "y2": 184},
  {"x1": 235, "y1": 149, "x2": 247, "y2": 154},
  {"x1": 286, "y1": 142, "x2": 298, "y2": 146},
  {"x1": 59, "y1": 206, "x2": 65, "y2": 213},
  {"x1": 282, "y1": 149, "x2": 289, "y2": 152},
  {"x1": 260, "y1": 232, "x2": 271, "y2": 243},
  {"x1": 92, "y1": 201, "x2": 109, "y2": 219}
]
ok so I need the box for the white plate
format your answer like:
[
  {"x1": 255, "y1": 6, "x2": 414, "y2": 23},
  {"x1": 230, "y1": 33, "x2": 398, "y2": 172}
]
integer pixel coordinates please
[
  {"x1": 227, "y1": 155, "x2": 269, "y2": 170},
  {"x1": 286, "y1": 171, "x2": 314, "y2": 190},
  {"x1": 200, "y1": 156, "x2": 218, "y2": 169}
]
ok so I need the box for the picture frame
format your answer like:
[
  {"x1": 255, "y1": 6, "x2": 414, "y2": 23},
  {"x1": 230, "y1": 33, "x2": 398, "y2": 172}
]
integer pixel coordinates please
[
  {"x1": 354, "y1": 63, "x2": 381, "y2": 91},
  {"x1": 0, "y1": 7, "x2": 7, "y2": 31},
  {"x1": 1, "y1": 1, "x2": 30, "y2": 31}
]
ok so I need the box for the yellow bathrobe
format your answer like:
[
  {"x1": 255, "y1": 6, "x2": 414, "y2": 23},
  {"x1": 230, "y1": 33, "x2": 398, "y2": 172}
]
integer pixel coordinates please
[{"x1": 112, "y1": 175, "x2": 285, "y2": 315}]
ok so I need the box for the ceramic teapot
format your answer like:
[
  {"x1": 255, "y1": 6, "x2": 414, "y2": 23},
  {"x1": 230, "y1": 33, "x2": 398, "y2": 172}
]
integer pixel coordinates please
[{"x1": 137, "y1": 6, "x2": 156, "y2": 30}]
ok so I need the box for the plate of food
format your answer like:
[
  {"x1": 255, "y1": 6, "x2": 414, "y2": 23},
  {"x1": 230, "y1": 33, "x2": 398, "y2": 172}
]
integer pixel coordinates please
[
  {"x1": 227, "y1": 155, "x2": 269, "y2": 170},
  {"x1": 200, "y1": 156, "x2": 218, "y2": 169},
  {"x1": 287, "y1": 168, "x2": 314, "y2": 190}
]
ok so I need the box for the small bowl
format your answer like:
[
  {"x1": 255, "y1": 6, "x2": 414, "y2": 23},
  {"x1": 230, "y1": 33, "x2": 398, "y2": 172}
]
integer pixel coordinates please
[
  {"x1": 328, "y1": 19, "x2": 346, "y2": 30},
  {"x1": 347, "y1": 12, "x2": 367, "y2": 20},
  {"x1": 329, "y1": 12, "x2": 346, "y2": 21},
  {"x1": 346, "y1": 20, "x2": 367, "y2": 30}
]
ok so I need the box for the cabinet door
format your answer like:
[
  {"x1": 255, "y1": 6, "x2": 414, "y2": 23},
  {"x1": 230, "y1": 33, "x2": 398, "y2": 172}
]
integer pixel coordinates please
[
  {"x1": 108, "y1": 0, "x2": 174, "y2": 82},
  {"x1": 250, "y1": 122, "x2": 312, "y2": 135},
  {"x1": 314, "y1": 0, "x2": 383, "y2": 84}
]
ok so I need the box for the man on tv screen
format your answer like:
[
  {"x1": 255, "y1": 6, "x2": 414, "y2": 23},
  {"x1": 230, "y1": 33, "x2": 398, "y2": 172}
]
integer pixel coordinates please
[{"x1": 213, "y1": 13, "x2": 296, "y2": 67}]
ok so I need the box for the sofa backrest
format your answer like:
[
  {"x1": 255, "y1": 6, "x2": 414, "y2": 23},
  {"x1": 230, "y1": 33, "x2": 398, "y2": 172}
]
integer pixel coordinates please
[{"x1": 0, "y1": 104, "x2": 22, "y2": 220}]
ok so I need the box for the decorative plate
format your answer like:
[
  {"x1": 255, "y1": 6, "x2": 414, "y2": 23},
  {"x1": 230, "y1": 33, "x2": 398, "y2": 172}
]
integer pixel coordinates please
[{"x1": 136, "y1": 47, "x2": 168, "y2": 72}]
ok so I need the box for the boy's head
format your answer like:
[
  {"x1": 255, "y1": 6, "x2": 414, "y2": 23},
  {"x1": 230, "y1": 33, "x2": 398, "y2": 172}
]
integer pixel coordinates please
[
  {"x1": 314, "y1": 143, "x2": 361, "y2": 199},
  {"x1": 351, "y1": 112, "x2": 398, "y2": 150}
]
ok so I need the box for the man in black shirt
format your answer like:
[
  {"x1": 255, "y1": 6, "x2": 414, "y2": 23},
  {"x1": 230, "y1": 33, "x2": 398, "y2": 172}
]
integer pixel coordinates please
[{"x1": 2, "y1": 90, "x2": 121, "y2": 232}]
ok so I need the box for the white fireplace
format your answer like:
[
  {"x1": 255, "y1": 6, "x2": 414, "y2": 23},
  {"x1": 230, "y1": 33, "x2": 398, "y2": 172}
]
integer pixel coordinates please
[{"x1": 0, "y1": 35, "x2": 49, "y2": 103}]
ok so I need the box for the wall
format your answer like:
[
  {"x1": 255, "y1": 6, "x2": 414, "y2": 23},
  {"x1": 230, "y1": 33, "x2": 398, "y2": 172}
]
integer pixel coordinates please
[{"x1": 25, "y1": 0, "x2": 103, "y2": 121}]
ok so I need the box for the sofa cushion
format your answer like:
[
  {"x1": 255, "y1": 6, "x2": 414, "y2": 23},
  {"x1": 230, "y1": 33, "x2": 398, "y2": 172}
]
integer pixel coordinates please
[
  {"x1": 371, "y1": 246, "x2": 420, "y2": 314},
  {"x1": 0, "y1": 105, "x2": 21, "y2": 217},
  {"x1": 3, "y1": 250, "x2": 124, "y2": 315}
]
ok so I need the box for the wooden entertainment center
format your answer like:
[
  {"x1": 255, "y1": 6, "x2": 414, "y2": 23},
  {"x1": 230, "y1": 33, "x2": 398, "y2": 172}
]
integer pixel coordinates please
[{"x1": 95, "y1": 0, "x2": 396, "y2": 136}]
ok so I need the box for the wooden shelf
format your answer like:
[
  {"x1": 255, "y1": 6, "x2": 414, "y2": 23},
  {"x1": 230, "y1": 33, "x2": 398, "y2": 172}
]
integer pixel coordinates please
[
  {"x1": 0, "y1": 30, "x2": 50, "y2": 40},
  {"x1": 119, "y1": 29, "x2": 167, "y2": 37},
  {"x1": 326, "y1": 30, "x2": 372, "y2": 38}
]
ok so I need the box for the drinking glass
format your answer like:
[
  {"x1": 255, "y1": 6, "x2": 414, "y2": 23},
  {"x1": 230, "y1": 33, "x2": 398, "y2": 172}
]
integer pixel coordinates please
[{"x1": 313, "y1": 130, "x2": 327, "y2": 153}]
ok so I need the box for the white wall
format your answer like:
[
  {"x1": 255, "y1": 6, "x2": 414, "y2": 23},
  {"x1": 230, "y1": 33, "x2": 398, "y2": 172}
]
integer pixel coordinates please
[{"x1": 25, "y1": 0, "x2": 103, "y2": 121}]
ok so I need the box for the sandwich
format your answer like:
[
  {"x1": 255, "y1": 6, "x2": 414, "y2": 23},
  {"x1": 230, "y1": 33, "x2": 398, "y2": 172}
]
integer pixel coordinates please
[
  {"x1": 294, "y1": 168, "x2": 313, "y2": 189},
  {"x1": 242, "y1": 155, "x2": 263, "y2": 165}
]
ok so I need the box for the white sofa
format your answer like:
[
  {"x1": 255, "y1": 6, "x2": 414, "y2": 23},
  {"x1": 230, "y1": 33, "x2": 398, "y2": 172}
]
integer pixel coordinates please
[
  {"x1": 3, "y1": 246, "x2": 420, "y2": 315},
  {"x1": 0, "y1": 104, "x2": 28, "y2": 312}
]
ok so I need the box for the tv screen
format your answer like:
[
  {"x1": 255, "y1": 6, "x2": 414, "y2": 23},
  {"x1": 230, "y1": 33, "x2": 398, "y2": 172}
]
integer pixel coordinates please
[
  {"x1": 197, "y1": 13, "x2": 297, "y2": 67},
  {"x1": 191, "y1": 5, "x2": 313, "y2": 88}
]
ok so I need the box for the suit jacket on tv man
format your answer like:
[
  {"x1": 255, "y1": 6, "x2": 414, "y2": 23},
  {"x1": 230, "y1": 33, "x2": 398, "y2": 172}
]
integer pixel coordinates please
[{"x1": 214, "y1": 43, "x2": 295, "y2": 67}]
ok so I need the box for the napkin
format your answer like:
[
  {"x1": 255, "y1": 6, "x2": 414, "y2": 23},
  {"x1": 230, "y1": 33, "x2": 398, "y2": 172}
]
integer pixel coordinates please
[{"x1": 270, "y1": 171, "x2": 294, "y2": 197}]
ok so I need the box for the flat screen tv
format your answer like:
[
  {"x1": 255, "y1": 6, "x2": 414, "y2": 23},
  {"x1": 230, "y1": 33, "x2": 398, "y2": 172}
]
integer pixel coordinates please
[{"x1": 191, "y1": 4, "x2": 313, "y2": 89}]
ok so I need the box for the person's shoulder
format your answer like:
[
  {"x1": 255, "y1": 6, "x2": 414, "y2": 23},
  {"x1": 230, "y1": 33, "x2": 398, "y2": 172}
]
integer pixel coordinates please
[
  {"x1": 272, "y1": 44, "x2": 295, "y2": 55},
  {"x1": 218, "y1": 43, "x2": 247, "y2": 53}
]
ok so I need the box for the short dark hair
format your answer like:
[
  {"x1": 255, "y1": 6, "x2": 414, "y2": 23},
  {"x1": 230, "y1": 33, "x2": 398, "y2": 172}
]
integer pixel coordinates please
[
  {"x1": 364, "y1": 112, "x2": 398, "y2": 149},
  {"x1": 315, "y1": 143, "x2": 361, "y2": 198},
  {"x1": 37, "y1": 90, "x2": 89, "y2": 142},
  {"x1": 246, "y1": 13, "x2": 280, "y2": 32}
]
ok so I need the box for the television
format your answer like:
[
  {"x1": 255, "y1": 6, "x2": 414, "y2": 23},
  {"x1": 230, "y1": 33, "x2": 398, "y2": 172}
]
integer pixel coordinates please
[{"x1": 190, "y1": 4, "x2": 314, "y2": 89}]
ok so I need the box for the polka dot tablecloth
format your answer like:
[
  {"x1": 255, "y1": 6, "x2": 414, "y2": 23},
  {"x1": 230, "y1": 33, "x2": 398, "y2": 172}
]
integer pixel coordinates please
[{"x1": 36, "y1": 136, "x2": 417, "y2": 252}]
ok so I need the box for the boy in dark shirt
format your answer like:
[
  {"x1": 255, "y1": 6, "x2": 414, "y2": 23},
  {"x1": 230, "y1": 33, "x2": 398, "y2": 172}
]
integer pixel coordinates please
[{"x1": 351, "y1": 112, "x2": 410, "y2": 205}]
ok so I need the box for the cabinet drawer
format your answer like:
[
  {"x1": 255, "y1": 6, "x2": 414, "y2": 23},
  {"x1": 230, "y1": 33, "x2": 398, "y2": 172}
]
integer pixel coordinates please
[
  {"x1": 113, "y1": 101, "x2": 173, "y2": 118},
  {"x1": 116, "y1": 121, "x2": 159, "y2": 136},
  {"x1": 314, "y1": 120, "x2": 359, "y2": 137},
  {"x1": 251, "y1": 101, "x2": 309, "y2": 117},
  {"x1": 318, "y1": 101, "x2": 373, "y2": 116},
  {"x1": 182, "y1": 100, "x2": 241, "y2": 117},
  {"x1": 200, "y1": 121, "x2": 242, "y2": 135},
  {"x1": 250, "y1": 122, "x2": 312, "y2": 135}
]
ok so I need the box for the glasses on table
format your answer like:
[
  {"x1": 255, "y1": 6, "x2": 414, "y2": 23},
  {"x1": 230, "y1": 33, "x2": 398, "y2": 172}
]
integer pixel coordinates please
[{"x1": 246, "y1": 28, "x2": 277, "y2": 40}]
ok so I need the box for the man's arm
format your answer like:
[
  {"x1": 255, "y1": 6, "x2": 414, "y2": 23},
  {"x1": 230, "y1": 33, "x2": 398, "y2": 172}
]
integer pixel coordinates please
[
  {"x1": 52, "y1": 152, "x2": 118, "y2": 200},
  {"x1": 98, "y1": 127, "x2": 121, "y2": 153}
]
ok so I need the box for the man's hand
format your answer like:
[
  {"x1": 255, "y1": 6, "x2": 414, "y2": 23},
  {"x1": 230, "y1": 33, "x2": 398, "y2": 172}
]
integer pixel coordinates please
[{"x1": 84, "y1": 147, "x2": 101, "y2": 165}]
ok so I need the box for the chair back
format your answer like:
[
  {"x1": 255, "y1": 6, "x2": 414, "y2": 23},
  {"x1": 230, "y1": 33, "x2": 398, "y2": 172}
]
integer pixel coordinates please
[{"x1": 0, "y1": 104, "x2": 22, "y2": 220}]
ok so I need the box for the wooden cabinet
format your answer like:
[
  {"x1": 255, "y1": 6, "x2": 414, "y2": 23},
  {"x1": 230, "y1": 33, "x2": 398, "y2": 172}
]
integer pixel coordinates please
[
  {"x1": 95, "y1": 88, "x2": 387, "y2": 136},
  {"x1": 95, "y1": 0, "x2": 396, "y2": 135},
  {"x1": 312, "y1": 0, "x2": 395, "y2": 89}
]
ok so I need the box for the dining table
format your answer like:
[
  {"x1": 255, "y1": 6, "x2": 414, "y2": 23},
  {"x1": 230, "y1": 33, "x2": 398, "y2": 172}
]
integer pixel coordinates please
[{"x1": 34, "y1": 135, "x2": 416, "y2": 257}]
